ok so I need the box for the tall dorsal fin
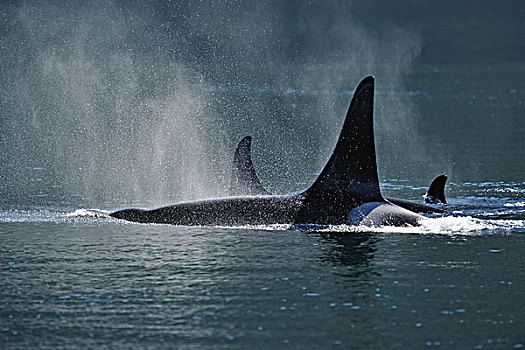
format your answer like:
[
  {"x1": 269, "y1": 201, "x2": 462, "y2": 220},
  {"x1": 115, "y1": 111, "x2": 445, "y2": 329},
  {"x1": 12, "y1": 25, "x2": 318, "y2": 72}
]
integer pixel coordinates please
[
  {"x1": 229, "y1": 136, "x2": 271, "y2": 196},
  {"x1": 424, "y1": 174, "x2": 448, "y2": 204},
  {"x1": 302, "y1": 76, "x2": 383, "y2": 206}
]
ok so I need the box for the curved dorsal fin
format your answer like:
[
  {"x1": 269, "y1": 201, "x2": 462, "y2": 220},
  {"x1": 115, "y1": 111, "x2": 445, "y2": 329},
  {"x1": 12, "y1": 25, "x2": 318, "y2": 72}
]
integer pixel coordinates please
[
  {"x1": 424, "y1": 174, "x2": 448, "y2": 204},
  {"x1": 229, "y1": 136, "x2": 271, "y2": 196},
  {"x1": 302, "y1": 76, "x2": 383, "y2": 206}
]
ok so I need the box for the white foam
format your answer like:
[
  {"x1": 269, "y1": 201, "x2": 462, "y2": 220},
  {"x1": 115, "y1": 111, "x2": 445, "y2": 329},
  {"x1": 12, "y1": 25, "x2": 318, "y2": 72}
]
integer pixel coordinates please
[
  {"x1": 1, "y1": 209, "x2": 523, "y2": 235},
  {"x1": 0, "y1": 208, "x2": 112, "y2": 224},
  {"x1": 504, "y1": 202, "x2": 525, "y2": 207},
  {"x1": 217, "y1": 223, "x2": 294, "y2": 231},
  {"x1": 66, "y1": 209, "x2": 112, "y2": 217},
  {"x1": 288, "y1": 216, "x2": 524, "y2": 236}
]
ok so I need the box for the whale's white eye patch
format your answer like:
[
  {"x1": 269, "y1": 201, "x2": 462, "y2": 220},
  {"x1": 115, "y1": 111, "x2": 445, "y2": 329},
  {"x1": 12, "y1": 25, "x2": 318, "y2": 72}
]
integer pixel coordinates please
[
  {"x1": 348, "y1": 202, "x2": 422, "y2": 227},
  {"x1": 347, "y1": 202, "x2": 384, "y2": 226}
]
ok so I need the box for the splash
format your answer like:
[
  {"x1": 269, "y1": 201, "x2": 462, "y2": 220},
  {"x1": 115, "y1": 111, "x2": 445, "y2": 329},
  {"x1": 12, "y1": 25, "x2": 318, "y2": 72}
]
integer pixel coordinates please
[
  {"x1": 504, "y1": 202, "x2": 525, "y2": 207},
  {"x1": 66, "y1": 209, "x2": 112, "y2": 218},
  {"x1": 290, "y1": 216, "x2": 525, "y2": 236},
  {"x1": 1, "y1": 1, "x2": 424, "y2": 207},
  {"x1": 0, "y1": 208, "x2": 111, "y2": 224},
  {"x1": 2, "y1": 1, "x2": 229, "y2": 206},
  {"x1": 1, "y1": 207, "x2": 523, "y2": 236}
]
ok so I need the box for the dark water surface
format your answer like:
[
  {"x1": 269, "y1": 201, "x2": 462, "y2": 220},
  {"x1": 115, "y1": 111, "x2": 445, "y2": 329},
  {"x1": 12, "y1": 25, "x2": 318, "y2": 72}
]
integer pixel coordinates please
[{"x1": 1, "y1": 181, "x2": 525, "y2": 349}]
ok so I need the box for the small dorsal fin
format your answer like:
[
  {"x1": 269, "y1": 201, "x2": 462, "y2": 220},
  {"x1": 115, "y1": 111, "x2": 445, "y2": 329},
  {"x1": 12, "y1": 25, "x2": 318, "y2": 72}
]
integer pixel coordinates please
[
  {"x1": 302, "y1": 76, "x2": 383, "y2": 206},
  {"x1": 229, "y1": 136, "x2": 271, "y2": 196},
  {"x1": 424, "y1": 174, "x2": 448, "y2": 204}
]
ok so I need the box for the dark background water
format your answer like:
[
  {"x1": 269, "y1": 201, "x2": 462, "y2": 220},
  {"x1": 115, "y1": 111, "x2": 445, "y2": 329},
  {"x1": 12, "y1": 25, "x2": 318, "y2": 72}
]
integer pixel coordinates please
[{"x1": 1, "y1": 1, "x2": 524, "y2": 349}]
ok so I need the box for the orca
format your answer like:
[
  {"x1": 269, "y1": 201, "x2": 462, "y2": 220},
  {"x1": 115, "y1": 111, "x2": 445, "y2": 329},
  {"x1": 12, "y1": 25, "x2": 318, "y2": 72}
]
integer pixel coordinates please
[
  {"x1": 230, "y1": 136, "x2": 272, "y2": 197},
  {"x1": 229, "y1": 136, "x2": 447, "y2": 214},
  {"x1": 424, "y1": 174, "x2": 448, "y2": 204},
  {"x1": 110, "y1": 76, "x2": 423, "y2": 227}
]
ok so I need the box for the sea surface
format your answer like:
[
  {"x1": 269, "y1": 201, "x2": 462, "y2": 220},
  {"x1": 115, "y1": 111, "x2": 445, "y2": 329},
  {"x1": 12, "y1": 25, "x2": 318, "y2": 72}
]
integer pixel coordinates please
[{"x1": 1, "y1": 181, "x2": 524, "y2": 349}]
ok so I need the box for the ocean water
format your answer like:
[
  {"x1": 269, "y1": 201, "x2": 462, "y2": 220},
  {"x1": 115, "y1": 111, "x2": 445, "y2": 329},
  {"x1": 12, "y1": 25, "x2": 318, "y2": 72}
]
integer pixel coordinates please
[{"x1": 1, "y1": 180, "x2": 524, "y2": 349}]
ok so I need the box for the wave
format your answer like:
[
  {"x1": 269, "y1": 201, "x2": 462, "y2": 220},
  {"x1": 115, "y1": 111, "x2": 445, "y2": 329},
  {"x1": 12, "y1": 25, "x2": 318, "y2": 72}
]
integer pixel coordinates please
[
  {"x1": 0, "y1": 208, "x2": 112, "y2": 224},
  {"x1": 1, "y1": 208, "x2": 524, "y2": 235},
  {"x1": 215, "y1": 215, "x2": 525, "y2": 235},
  {"x1": 504, "y1": 202, "x2": 525, "y2": 207}
]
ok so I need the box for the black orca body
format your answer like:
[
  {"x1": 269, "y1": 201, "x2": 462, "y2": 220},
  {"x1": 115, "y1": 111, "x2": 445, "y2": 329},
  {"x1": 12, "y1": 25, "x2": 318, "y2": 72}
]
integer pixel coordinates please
[
  {"x1": 387, "y1": 196, "x2": 445, "y2": 214},
  {"x1": 230, "y1": 136, "x2": 447, "y2": 214},
  {"x1": 110, "y1": 76, "x2": 423, "y2": 227},
  {"x1": 230, "y1": 136, "x2": 272, "y2": 197},
  {"x1": 424, "y1": 175, "x2": 448, "y2": 204}
]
